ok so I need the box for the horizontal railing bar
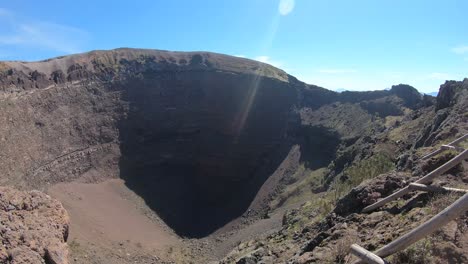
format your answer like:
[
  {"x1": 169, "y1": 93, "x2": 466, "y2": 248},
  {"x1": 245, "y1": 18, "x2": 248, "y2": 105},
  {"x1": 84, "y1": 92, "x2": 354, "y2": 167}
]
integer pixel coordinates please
[
  {"x1": 355, "y1": 193, "x2": 468, "y2": 264},
  {"x1": 363, "y1": 149, "x2": 468, "y2": 213},
  {"x1": 375, "y1": 192, "x2": 468, "y2": 257},
  {"x1": 422, "y1": 134, "x2": 467, "y2": 160},
  {"x1": 408, "y1": 183, "x2": 468, "y2": 194}
]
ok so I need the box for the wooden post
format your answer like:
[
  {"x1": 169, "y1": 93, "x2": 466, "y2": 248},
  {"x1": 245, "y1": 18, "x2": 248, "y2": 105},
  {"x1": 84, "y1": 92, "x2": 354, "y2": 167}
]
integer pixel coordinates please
[
  {"x1": 421, "y1": 148, "x2": 443, "y2": 160},
  {"x1": 441, "y1": 145, "x2": 465, "y2": 152},
  {"x1": 408, "y1": 183, "x2": 468, "y2": 194},
  {"x1": 422, "y1": 134, "x2": 467, "y2": 160},
  {"x1": 450, "y1": 133, "x2": 468, "y2": 146},
  {"x1": 441, "y1": 144, "x2": 455, "y2": 149},
  {"x1": 362, "y1": 186, "x2": 411, "y2": 213},
  {"x1": 411, "y1": 148, "x2": 467, "y2": 183},
  {"x1": 375, "y1": 192, "x2": 468, "y2": 257},
  {"x1": 355, "y1": 193, "x2": 468, "y2": 264},
  {"x1": 350, "y1": 244, "x2": 387, "y2": 264},
  {"x1": 363, "y1": 149, "x2": 468, "y2": 213}
]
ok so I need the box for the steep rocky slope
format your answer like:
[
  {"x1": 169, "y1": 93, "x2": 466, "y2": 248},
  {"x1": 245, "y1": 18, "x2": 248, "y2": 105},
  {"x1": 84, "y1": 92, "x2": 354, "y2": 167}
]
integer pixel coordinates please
[
  {"x1": 219, "y1": 80, "x2": 468, "y2": 264},
  {"x1": 0, "y1": 49, "x2": 298, "y2": 238},
  {"x1": 0, "y1": 48, "x2": 465, "y2": 263},
  {"x1": 0, "y1": 48, "x2": 426, "y2": 236}
]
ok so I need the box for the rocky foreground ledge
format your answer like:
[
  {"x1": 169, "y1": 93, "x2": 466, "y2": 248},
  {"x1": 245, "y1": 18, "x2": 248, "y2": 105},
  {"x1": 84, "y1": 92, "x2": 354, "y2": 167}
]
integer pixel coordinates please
[{"x1": 0, "y1": 187, "x2": 69, "y2": 264}]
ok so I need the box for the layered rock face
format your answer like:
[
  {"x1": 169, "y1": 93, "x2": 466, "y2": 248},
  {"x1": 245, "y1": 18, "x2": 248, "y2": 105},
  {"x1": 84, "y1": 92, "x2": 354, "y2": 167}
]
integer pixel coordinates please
[
  {"x1": 0, "y1": 49, "x2": 301, "y2": 237},
  {"x1": 116, "y1": 65, "x2": 299, "y2": 237},
  {"x1": 0, "y1": 48, "x2": 428, "y2": 238}
]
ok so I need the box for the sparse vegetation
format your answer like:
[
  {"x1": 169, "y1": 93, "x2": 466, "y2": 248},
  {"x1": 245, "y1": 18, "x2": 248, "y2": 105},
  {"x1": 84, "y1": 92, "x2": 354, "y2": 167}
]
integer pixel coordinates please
[
  {"x1": 0, "y1": 62, "x2": 9, "y2": 72},
  {"x1": 390, "y1": 238, "x2": 434, "y2": 264},
  {"x1": 330, "y1": 235, "x2": 358, "y2": 264},
  {"x1": 330, "y1": 153, "x2": 394, "y2": 203},
  {"x1": 279, "y1": 153, "x2": 394, "y2": 230},
  {"x1": 270, "y1": 167, "x2": 328, "y2": 209},
  {"x1": 429, "y1": 192, "x2": 463, "y2": 215},
  {"x1": 69, "y1": 239, "x2": 81, "y2": 250},
  {"x1": 384, "y1": 115, "x2": 404, "y2": 128}
]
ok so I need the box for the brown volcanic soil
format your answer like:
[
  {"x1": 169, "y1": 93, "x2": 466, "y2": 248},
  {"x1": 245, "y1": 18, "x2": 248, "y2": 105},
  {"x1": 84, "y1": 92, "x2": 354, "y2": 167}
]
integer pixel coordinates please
[
  {"x1": 48, "y1": 180, "x2": 178, "y2": 263},
  {"x1": 46, "y1": 178, "x2": 296, "y2": 264}
]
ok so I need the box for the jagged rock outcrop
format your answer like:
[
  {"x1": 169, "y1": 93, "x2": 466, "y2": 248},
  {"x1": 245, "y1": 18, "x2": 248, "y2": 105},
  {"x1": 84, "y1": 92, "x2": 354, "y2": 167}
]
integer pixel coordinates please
[
  {"x1": 436, "y1": 79, "x2": 468, "y2": 111},
  {"x1": 333, "y1": 172, "x2": 411, "y2": 217},
  {"x1": 0, "y1": 187, "x2": 69, "y2": 264},
  {"x1": 414, "y1": 79, "x2": 468, "y2": 148}
]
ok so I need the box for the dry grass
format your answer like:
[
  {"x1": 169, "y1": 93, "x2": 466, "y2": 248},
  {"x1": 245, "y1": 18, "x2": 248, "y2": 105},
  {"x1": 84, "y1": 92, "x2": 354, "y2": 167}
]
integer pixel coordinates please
[
  {"x1": 321, "y1": 234, "x2": 359, "y2": 264},
  {"x1": 390, "y1": 238, "x2": 434, "y2": 264},
  {"x1": 387, "y1": 111, "x2": 429, "y2": 142},
  {"x1": 428, "y1": 192, "x2": 463, "y2": 215},
  {"x1": 330, "y1": 153, "x2": 394, "y2": 202},
  {"x1": 384, "y1": 115, "x2": 404, "y2": 128},
  {"x1": 0, "y1": 62, "x2": 10, "y2": 72},
  {"x1": 279, "y1": 153, "x2": 395, "y2": 236},
  {"x1": 270, "y1": 167, "x2": 327, "y2": 209}
]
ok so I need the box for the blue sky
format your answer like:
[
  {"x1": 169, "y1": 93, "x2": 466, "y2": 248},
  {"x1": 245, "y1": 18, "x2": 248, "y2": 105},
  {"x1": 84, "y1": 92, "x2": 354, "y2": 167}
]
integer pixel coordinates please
[{"x1": 0, "y1": 0, "x2": 467, "y2": 92}]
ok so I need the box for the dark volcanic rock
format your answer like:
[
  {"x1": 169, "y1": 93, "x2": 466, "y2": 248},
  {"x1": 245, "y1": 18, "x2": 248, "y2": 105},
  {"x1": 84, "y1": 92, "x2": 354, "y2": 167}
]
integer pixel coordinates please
[
  {"x1": 436, "y1": 80, "x2": 466, "y2": 110},
  {"x1": 117, "y1": 68, "x2": 298, "y2": 237},
  {"x1": 334, "y1": 172, "x2": 410, "y2": 216},
  {"x1": 415, "y1": 79, "x2": 468, "y2": 147},
  {"x1": 0, "y1": 49, "x2": 300, "y2": 238},
  {"x1": 389, "y1": 84, "x2": 423, "y2": 109}
]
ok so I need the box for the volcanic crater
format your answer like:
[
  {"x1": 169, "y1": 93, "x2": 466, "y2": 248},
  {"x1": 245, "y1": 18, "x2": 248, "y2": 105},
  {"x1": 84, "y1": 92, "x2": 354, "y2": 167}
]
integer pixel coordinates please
[{"x1": 0, "y1": 48, "x2": 435, "y2": 263}]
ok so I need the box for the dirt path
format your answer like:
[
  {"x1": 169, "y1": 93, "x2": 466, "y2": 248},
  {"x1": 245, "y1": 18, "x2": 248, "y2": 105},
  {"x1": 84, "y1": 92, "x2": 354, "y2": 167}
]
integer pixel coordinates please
[{"x1": 48, "y1": 179, "x2": 180, "y2": 263}]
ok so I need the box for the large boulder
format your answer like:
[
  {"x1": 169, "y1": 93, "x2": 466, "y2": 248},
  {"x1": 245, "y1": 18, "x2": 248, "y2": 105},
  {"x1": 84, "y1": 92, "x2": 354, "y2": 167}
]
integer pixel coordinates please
[
  {"x1": 0, "y1": 187, "x2": 69, "y2": 264},
  {"x1": 333, "y1": 172, "x2": 410, "y2": 216}
]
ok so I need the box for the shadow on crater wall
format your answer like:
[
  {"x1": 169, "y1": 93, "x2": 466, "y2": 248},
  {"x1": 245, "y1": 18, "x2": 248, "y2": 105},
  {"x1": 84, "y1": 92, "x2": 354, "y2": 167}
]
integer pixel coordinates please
[
  {"x1": 296, "y1": 125, "x2": 341, "y2": 170},
  {"x1": 117, "y1": 70, "x2": 301, "y2": 238}
]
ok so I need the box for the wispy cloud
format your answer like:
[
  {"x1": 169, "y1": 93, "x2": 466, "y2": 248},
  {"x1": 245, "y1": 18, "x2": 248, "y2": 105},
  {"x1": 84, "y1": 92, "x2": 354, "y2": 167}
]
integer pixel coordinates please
[
  {"x1": 452, "y1": 45, "x2": 468, "y2": 54},
  {"x1": 0, "y1": 50, "x2": 10, "y2": 58},
  {"x1": 0, "y1": 8, "x2": 89, "y2": 54},
  {"x1": 0, "y1": 35, "x2": 22, "y2": 45},
  {"x1": 0, "y1": 8, "x2": 11, "y2": 17},
  {"x1": 254, "y1": 55, "x2": 282, "y2": 68},
  {"x1": 427, "y1": 72, "x2": 452, "y2": 80},
  {"x1": 278, "y1": 0, "x2": 295, "y2": 16},
  {"x1": 317, "y1": 68, "x2": 357, "y2": 74},
  {"x1": 233, "y1": 54, "x2": 246, "y2": 58}
]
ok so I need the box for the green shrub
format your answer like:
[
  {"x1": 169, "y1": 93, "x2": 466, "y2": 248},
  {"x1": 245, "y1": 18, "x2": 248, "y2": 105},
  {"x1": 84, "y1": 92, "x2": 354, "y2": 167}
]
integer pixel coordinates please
[
  {"x1": 345, "y1": 153, "x2": 394, "y2": 186},
  {"x1": 294, "y1": 154, "x2": 395, "y2": 222},
  {"x1": 330, "y1": 153, "x2": 394, "y2": 201}
]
